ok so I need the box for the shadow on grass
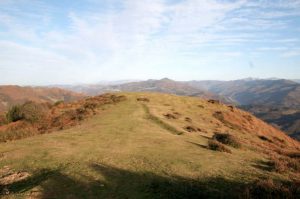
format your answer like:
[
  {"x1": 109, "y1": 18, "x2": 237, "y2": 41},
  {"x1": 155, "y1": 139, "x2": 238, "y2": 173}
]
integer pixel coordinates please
[{"x1": 1, "y1": 163, "x2": 299, "y2": 199}]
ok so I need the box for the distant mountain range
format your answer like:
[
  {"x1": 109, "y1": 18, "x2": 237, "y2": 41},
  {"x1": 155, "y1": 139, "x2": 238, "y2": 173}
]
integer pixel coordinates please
[
  {"x1": 106, "y1": 78, "x2": 233, "y2": 102},
  {"x1": 60, "y1": 78, "x2": 232, "y2": 103},
  {"x1": 292, "y1": 79, "x2": 300, "y2": 83},
  {"x1": 0, "y1": 85, "x2": 84, "y2": 112},
  {"x1": 187, "y1": 79, "x2": 300, "y2": 107}
]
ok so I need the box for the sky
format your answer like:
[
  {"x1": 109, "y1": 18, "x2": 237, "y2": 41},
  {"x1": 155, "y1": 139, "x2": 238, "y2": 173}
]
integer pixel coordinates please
[{"x1": 0, "y1": 0, "x2": 300, "y2": 85}]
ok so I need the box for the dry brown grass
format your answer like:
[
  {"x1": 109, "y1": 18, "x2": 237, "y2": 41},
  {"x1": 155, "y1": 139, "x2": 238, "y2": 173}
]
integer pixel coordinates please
[
  {"x1": 268, "y1": 158, "x2": 287, "y2": 173},
  {"x1": 287, "y1": 151, "x2": 300, "y2": 159},
  {"x1": 286, "y1": 158, "x2": 300, "y2": 172},
  {"x1": 266, "y1": 154, "x2": 300, "y2": 174},
  {"x1": 163, "y1": 113, "x2": 178, "y2": 119}
]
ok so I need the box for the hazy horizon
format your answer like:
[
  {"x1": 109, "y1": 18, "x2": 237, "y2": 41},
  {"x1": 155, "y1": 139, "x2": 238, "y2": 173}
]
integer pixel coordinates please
[
  {"x1": 0, "y1": 76, "x2": 299, "y2": 87},
  {"x1": 1, "y1": 0, "x2": 300, "y2": 85}
]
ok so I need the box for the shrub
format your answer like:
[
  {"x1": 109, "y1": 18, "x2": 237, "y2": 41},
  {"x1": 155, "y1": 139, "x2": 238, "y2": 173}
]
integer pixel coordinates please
[
  {"x1": 213, "y1": 133, "x2": 241, "y2": 148},
  {"x1": 6, "y1": 102, "x2": 47, "y2": 123},
  {"x1": 54, "y1": 100, "x2": 64, "y2": 106},
  {"x1": 208, "y1": 140, "x2": 231, "y2": 153},
  {"x1": 137, "y1": 97, "x2": 150, "y2": 102},
  {"x1": 184, "y1": 126, "x2": 198, "y2": 132},
  {"x1": 258, "y1": 135, "x2": 272, "y2": 143},
  {"x1": 6, "y1": 105, "x2": 23, "y2": 122},
  {"x1": 84, "y1": 101, "x2": 98, "y2": 110},
  {"x1": 19, "y1": 102, "x2": 47, "y2": 123}
]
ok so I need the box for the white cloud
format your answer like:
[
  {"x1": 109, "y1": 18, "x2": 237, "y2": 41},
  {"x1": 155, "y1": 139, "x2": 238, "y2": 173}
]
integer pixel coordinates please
[
  {"x1": 0, "y1": 0, "x2": 300, "y2": 84},
  {"x1": 281, "y1": 50, "x2": 300, "y2": 58}
]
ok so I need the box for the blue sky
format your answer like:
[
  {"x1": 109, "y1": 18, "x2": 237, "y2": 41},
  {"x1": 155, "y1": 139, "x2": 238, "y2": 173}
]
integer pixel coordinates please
[{"x1": 0, "y1": 0, "x2": 300, "y2": 85}]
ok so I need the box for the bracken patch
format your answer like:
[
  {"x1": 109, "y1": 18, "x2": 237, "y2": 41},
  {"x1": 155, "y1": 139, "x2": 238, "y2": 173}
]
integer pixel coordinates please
[{"x1": 241, "y1": 179, "x2": 300, "y2": 199}]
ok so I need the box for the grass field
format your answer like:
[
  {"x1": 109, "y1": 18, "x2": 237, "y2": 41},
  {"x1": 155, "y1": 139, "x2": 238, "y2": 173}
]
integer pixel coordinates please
[{"x1": 0, "y1": 93, "x2": 298, "y2": 198}]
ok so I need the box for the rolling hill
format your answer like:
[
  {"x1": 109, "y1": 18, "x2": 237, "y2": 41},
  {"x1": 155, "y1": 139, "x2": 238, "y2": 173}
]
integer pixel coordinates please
[
  {"x1": 55, "y1": 78, "x2": 300, "y2": 140},
  {"x1": 0, "y1": 92, "x2": 299, "y2": 198},
  {"x1": 0, "y1": 85, "x2": 85, "y2": 112}
]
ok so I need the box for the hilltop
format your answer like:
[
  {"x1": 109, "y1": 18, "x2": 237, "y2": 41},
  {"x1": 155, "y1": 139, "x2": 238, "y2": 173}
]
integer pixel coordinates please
[
  {"x1": 56, "y1": 78, "x2": 300, "y2": 140},
  {"x1": 0, "y1": 92, "x2": 299, "y2": 198},
  {"x1": 0, "y1": 85, "x2": 84, "y2": 112}
]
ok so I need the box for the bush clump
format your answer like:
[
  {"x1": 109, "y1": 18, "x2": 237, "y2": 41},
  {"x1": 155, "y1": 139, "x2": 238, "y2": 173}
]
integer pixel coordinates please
[
  {"x1": 208, "y1": 140, "x2": 231, "y2": 153},
  {"x1": 213, "y1": 133, "x2": 241, "y2": 148},
  {"x1": 258, "y1": 135, "x2": 273, "y2": 143},
  {"x1": 6, "y1": 102, "x2": 47, "y2": 123},
  {"x1": 20, "y1": 102, "x2": 47, "y2": 123}
]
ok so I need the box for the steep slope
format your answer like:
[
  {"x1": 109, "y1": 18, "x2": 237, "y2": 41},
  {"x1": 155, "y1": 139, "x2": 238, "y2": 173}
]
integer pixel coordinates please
[
  {"x1": 242, "y1": 105, "x2": 300, "y2": 140},
  {"x1": 0, "y1": 93, "x2": 299, "y2": 198},
  {"x1": 188, "y1": 79, "x2": 300, "y2": 140},
  {"x1": 0, "y1": 85, "x2": 85, "y2": 112}
]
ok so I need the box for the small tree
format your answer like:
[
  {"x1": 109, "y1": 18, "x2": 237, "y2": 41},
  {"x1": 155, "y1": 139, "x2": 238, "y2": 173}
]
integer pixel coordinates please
[{"x1": 6, "y1": 105, "x2": 23, "y2": 122}]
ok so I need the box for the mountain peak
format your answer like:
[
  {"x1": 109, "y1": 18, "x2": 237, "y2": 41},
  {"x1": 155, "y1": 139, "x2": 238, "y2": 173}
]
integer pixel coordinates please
[{"x1": 160, "y1": 78, "x2": 173, "y2": 82}]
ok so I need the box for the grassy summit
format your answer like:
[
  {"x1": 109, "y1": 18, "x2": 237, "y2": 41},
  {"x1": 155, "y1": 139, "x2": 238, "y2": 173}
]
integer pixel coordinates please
[{"x1": 0, "y1": 93, "x2": 299, "y2": 198}]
